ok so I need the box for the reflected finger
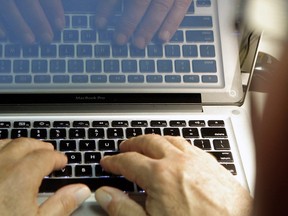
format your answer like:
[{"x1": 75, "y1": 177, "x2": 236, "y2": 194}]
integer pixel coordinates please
[
  {"x1": 0, "y1": 0, "x2": 35, "y2": 43},
  {"x1": 15, "y1": 0, "x2": 53, "y2": 43},
  {"x1": 95, "y1": 0, "x2": 119, "y2": 28},
  {"x1": 114, "y1": 0, "x2": 151, "y2": 45},
  {"x1": 158, "y1": 0, "x2": 192, "y2": 42}
]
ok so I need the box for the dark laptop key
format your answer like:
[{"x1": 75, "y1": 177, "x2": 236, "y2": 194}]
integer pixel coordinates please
[
  {"x1": 73, "y1": 121, "x2": 90, "y2": 127},
  {"x1": 41, "y1": 45, "x2": 57, "y2": 57},
  {"x1": 163, "y1": 128, "x2": 180, "y2": 136},
  {"x1": 72, "y1": 15, "x2": 88, "y2": 28},
  {"x1": 209, "y1": 151, "x2": 234, "y2": 163},
  {"x1": 86, "y1": 60, "x2": 102, "y2": 73},
  {"x1": 79, "y1": 140, "x2": 96, "y2": 151},
  {"x1": 131, "y1": 121, "x2": 148, "y2": 127},
  {"x1": 170, "y1": 120, "x2": 186, "y2": 127},
  {"x1": 194, "y1": 139, "x2": 211, "y2": 150},
  {"x1": 192, "y1": 60, "x2": 217, "y2": 73},
  {"x1": 112, "y1": 121, "x2": 128, "y2": 127},
  {"x1": 0, "y1": 129, "x2": 8, "y2": 139},
  {"x1": 180, "y1": 16, "x2": 213, "y2": 28},
  {"x1": 32, "y1": 60, "x2": 48, "y2": 73},
  {"x1": 14, "y1": 121, "x2": 31, "y2": 128},
  {"x1": 104, "y1": 151, "x2": 120, "y2": 157},
  {"x1": 213, "y1": 139, "x2": 230, "y2": 150},
  {"x1": 44, "y1": 140, "x2": 57, "y2": 150},
  {"x1": 84, "y1": 152, "x2": 101, "y2": 163},
  {"x1": 150, "y1": 121, "x2": 167, "y2": 127},
  {"x1": 189, "y1": 120, "x2": 205, "y2": 127},
  {"x1": 63, "y1": 30, "x2": 79, "y2": 42},
  {"x1": 94, "y1": 45, "x2": 110, "y2": 57},
  {"x1": 112, "y1": 45, "x2": 128, "y2": 57},
  {"x1": 107, "y1": 128, "x2": 124, "y2": 139},
  {"x1": 5, "y1": 44, "x2": 21, "y2": 57},
  {"x1": 98, "y1": 30, "x2": 113, "y2": 43},
  {"x1": 186, "y1": 30, "x2": 214, "y2": 42},
  {"x1": 144, "y1": 128, "x2": 162, "y2": 135},
  {"x1": 68, "y1": 60, "x2": 84, "y2": 73},
  {"x1": 88, "y1": 128, "x2": 105, "y2": 139},
  {"x1": 40, "y1": 177, "x2": 135, "y2": 192},
  {"x1": 148, "y1": 45, "x2": 163, "y2": 57},
  {"x1": 98, "y1": 140, "x2": 116, "y2": 151},
  {"x1": 157, "y1": 60, "x2": 173, "y2": 73},
  {"x1": 170, "y1": 30, "x2": 184, "y2": 42},
  {"x1": 0, "y1": 60, "x2": 11, "y2": 73},
  {"x1": 50, "y1": 60, "x2": 66, "y2": 73},
  {"x1": 60, "y1": 140, "x2": 76, "y2": 151},
  {"x1": 126, "y1": 128, "x2": 142, "y2": 138},
  {"x1": 92, "y1": 121, "x2": 109, "y2": 127},
  {"x1": 65, "y1": 152, "x2": 82, "y2": 164},
  {"x1": 0, "y1": 122, "x2": 11, "y2": 128},
  {"x1": 139, "y1": 60, "x2": 155, "y2": 73},
  {"x1": 81, "y1": 30, "x2": 97, "y2": 42},
  {"x1": 183, "y1": 45, "x2": 198, "y2": 57},
  {"x1": 122, "y1": 60, "x2": 137, "y2": 73},
  {"x1": 104, "y1": 60, "x2": 120, "y2": 73},
  {"x1": 77, "y1": 45, "x2": 92, "y2": 57},
  {"x1": 59, "y1": 45, "x2": 75, "y2": 57},
  {"x1": 175, "y1": 60, "x2": 191, "y2": 73},
  {"x1": 130, "y1": 45, "x2": 145, "y2": 57},
  {"x1": 208, "y1": 120, "x2": 225, "y2": 127},
  {"x1": 53, "y1": 166, "x2": 72, "y2": 177},
  {"x1": 69, "y1": 128, "x2": 86, "y2": 139},
  {"x1": 53, "y1": 121, "x2": 70, "y2": 127},
  {"x1": 31, "y1": 129, "x2": 48, "y2": 139},
  {"x1": 165, "y1": 45, "x2": 180, "y2": 57},
  {"x1": 222, "y1": 164, "x2": 237, "y2": 175},
  {"x1": 182, "y1": 128, "x2": 199, "y2": 138},
  {"x1": 23, "y1": 45, "x2": 39, "y2": 57},
  {"x1": 75, "y1": 165, "x2": 92, "y2": 177},
  {"x1": 50, "y1": 129, "x2": 67, "y2": 139},
  {"x1": 11, "y1": 129, "x2": 28, "y2": 138},
  {"x1": 201, "y1": 128, "x2": 227, "y2": 138}
]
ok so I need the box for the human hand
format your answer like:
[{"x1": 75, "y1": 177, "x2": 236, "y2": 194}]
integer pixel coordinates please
[
  {"x1": 95, "y1": 0, "x2": 192, "y2": 49},
  {"x1": 0, "y1": 138, "x2": 91, "y2": 216},
  {"x1": 0, "y1": 0, "x2": 64, "y2": 43},
  {"x1": 95, "y1": 134, "x2": 253, "y2": 216}
]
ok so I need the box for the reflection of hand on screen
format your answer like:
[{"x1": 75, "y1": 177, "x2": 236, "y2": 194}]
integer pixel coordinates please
[
  {"x1": 95, "y1": 0, "x2": 193, "y2": 49},
  {"x1": 0, "y1": 0, "x2": 64, "y2": 44}
]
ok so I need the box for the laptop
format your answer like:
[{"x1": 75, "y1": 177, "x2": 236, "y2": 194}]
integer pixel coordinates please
[{"x1": 0, "y1": 0, "x2": 260, "y2": 215}]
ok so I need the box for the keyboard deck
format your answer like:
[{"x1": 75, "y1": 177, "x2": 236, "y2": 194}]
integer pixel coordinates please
[
  {"x1": 0, "y1": 118, "x2": 237, "y2": 192},
  {"x1": 0, "y1": 0, "x2": 224, "y2": 92}
]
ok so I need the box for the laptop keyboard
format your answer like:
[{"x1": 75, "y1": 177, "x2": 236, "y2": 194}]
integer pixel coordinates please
[
  {"x1": 0, "y1": 0, "x2": 224, "y2": 91},
  {"x1": 0, "y1": 118, "x2": 237, "y2": 192}
]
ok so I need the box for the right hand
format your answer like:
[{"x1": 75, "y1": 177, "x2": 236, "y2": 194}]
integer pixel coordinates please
[{"x1": 0, "y1": 0, "x2": 64, "y2": 43}]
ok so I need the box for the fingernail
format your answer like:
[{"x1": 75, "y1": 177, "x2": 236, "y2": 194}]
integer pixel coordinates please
[
  {"x1": 95, "y1": 188, "x2": 112, "y2": 211},
  {"x1": 159, "y1": 30, "x2": 171, "y2": 42},
  {"x1": 115, "y1": 33, "x2": 128, "y2": 45},
  {"x1": 133, "y1": 37, "x2": 146, "y2": 49},
  {"x1": 74, "y1": 186, "x2": 91, "y2": 206}
]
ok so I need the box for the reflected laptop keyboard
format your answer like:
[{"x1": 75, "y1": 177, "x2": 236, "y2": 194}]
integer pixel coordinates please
[
  {"x1": 0, "y1": 0, "x2": 224, "y2": 91},
  {"x1": 0, "y1": 119, "x2": 236, "y2": 192}
]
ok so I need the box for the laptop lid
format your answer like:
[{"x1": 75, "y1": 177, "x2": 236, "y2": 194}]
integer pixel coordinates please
[{"x1": 0, "y1": 0, "x2": 260, "y2": 108}]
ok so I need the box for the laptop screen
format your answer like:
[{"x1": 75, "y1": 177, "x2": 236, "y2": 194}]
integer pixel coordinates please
[{"x1": 0, "y1": 0, "x2": 259, "y2": 105}]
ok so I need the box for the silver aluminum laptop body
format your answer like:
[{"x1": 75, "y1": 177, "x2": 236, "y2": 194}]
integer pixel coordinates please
[{"x1": 0, "y1": 0, "x2": 260, "y2": 215}]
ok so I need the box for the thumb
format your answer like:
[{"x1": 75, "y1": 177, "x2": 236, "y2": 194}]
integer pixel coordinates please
[
  {"x1": 95, "y1": 187, "x2": 146, "y2": 216},
  {"x1": 39, "y1": 184, "x2": 91, "y2": 216}
]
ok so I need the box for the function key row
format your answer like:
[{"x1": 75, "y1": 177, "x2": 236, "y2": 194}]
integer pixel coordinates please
[{"x1": 0, "y1": 120, "x2": 225, "y2": 128}]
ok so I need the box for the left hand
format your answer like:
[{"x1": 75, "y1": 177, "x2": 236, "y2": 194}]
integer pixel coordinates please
[{"x1": 95, "y1": 0, "x2": 192, "y2": 48}]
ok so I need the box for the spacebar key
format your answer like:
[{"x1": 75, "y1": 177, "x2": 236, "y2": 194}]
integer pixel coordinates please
[{"x1": 39, "y1": 177, "x2": 135, "y2": 192}]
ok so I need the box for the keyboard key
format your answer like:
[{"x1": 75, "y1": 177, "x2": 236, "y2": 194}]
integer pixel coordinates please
[
  {"x1": 0, "y1": 75, "x2": 13, "y2": 83},
  {"x1": 186, "y1": 30, "x2": 214, "y2": 42},
  {"x1": 194, "y1": 139, "x2": 211, "y2": 150},
  {"x1": 122, "y1": 60, "x2": 137, "y2": 73},
  {"x1": 73, "y1": 121, "x2": 89, "y2": 127},
  {"x1": 109, "y1": 75, "x2": 125, "y2": 83},
  {"x1": 94, "y1": 45, "x2": 110, "y2": 57},
  {"x1": 112, "y1": 45, "x2": 128, "y2": 57},
  {"x1": 0, "y1": 60, "x2": 11, "y2": 73},
  {"x1": 75, "y1": 165, "x2": 92, "y2": 177},
  {"x1": 104, "y1": 60, "x2": 120, "y2": 73},
  {"x1": 192, "y1": 60, "x2": 216, "y2": 72},
  {"x1": 0, "y1": 129, "x2": 8, "y2": 139},
  {"x1": 91, "y1": 75, "x2": 107, "y2": 83},
  {"x1": 148, "y1": 45, "x2": 163, "y2": 57},
  {"x1": 66, "y1": 152, "x2": 82, "y2": 163},
  {"x1": 196, "y1": 0, "x2": 211, "y2": 7},
  {"x1": 107, "y1": 128, "x2": 124, "y2": 139},
  {"x1": 69, "y1": 128, "x2": 86, "y2": 139},
  {"x1": 77, "y1": 45, "x2": 92, "y2": 57},
  {"x1": 79, "y1": 140, "x2": 96, "y2": 151},
  {"x1": 175, "y1": 60, "x2": 190, "y2": 73},
  {"x1": 128, "y1": 75, "x2": 144, "y2": 83},
  {"x1": 53, "y1": 121, "x2": 70, "y2": 127},
  {"x1": 208, "y1": 120, "x2": 225, "y2": 127},
  {"x1": 41, "y1": 45, "x2": 57, "y2": 57},
  {"x1": 126, "y1": 128, "x2": 142, "y2": 138},
  {"x1": 50, "y1": 129, "x2": 67, "y2": 139},
  {"x1": 59, "y1": 45, "x2": 75, "y2": 57},
  {"x1": 14, "y1": 121, "x2": 31, "y2": 128},
  {"x1": 180, "y1": 16, "x2": 212, "y2": 28},
  {"x1": 72, "y1": 75, "x2": 88, "y2": 83},
  {"x1": 222, "y1": 164, "x2": 237, "y2": 175},
  {"x1": 182, "y1": 128, "x2": 199, "y2": 138},
  {"x1": 84, "y1": 152, "x2": 101, "y2": 163},
  {"x1": 92, "y1": 121, "x2": 109, "y2": 127},
  {"x1": 131, "y1": 121, "x2": 148, "y2": 127},
  {"x1": 157, "y1": 60, "x2": 173, "y2": 73},
  {"x1": 63, "y1": 30, "x2": 79, "y2": 42},
  {"x1": 72, "y1": 15, "x2": 88, "y2": 28},
  {"x1": 170, "y1": 30, "x2": 184, "y2": 42},
  {"x1": 15, "y1": 75, "x2": 32, "y2": 83},
  {"x1": 54, "y1": 166, "x2": 72, "y2": 177},
  {"x1": 182, "y1": 45, "x2": 198, "y2": 57},
  {"x1": 112, "y1": 121, "x2": 128, "y2": 127},
  {"x1": 170, "y1": 121, "x2": 186, "y2": 127},
  {"x1": 13, "y1": 60, "x2": 29, "y2": 73},
  {"x1": 140, "y1": 60, "x2": 155, "y2": 73},
  {"x1": 202, "y1": 75, "x2": 218, "y2": 83},
  {"x1": 200, "y1": 45, "x2": 215, "y2": 57},
  {"x1": 60, "y1": 140, "x2": 76, "y2": 151},
  {"x1": 201, "y1": 128, "x2": 227, "y2": 138},
  {"x1": 86, "y1": 60, "x2": 102, "y2": 73},
  {"x1": 209, "y1": 151, "x2": 233, "y2": 163},
  {"x1": 81, "y1": 30, "x2": 97, "y2": 42},
  {"x1": 146, "y1": 75, "x2": 163, "y2": 83},
  {"x1": 23, "y1": 45, "x2": 39, "y2": 57},
  {"x1": 34, "y1": 121, "x2": 50, "y2": 128},
  {"x1": 68, "y1": 60, "x2": 84, "y2": 73},
  {"x1": 11, "y1": 129, "x2": 28, "y2": 138},
  {"x1": 50, "y1": 60, "x2": 66, "y2": 73},
  {"x1": 53, "y1": 75, "x2": 70, "y2": 83},
  {"x1": 32, "y1": 60, "x2": 48, "y2": 73},
  {"x1": 189, "y1": 120, "x2": 205, "y2": 127},
  {"x1": 5, "y1": 44, "x2": 20, "y2": 57},
  {"x1": 150, "y1": 121, "x2": 167, "y2": 127},
  {"x1": 98, "y1": 30, "x2": 113, "y2": 43},
  {"x1": 144, "y1": 128, "x2": 161, "y2": 135},
  {"x1": 31, "y1": 129, "x2": 48, "y2": 139},
  {"x1": 163, "y1": 128, "x2": 180, "y2": 136},
  {"x1": 130, "y1": 46, "x2": 145, "y2": 57},
  {"x1": 213, "y1": 139, "x2": 230, "y2": 150},
  {"x1": 0, "y1": 122, "x2": 11, "y2": 128},
  {"x1": 98, "y1": 140, "x2": 116, "y2": 151},
  {"x1": 165, "y1": 75, "x2": 181, "y2": 83},
  {"x1": 165, "y1": 45, "x2": 180, "y2": 57}
]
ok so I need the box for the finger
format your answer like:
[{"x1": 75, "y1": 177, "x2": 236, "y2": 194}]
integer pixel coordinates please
[
  {"x1": 120, "y1": 134, "x2": 179, "y2": 158},
  {"x1": 0, "y1": 20, "x2": 6, "y2": 39},
  {"x1": 15, "y1": 0, "x2": 54, "y2": 43},
  {"x1": 95, "y1": 0, "x2": 119, "y2": 28},
  {"x1": 0, "y1": 139, "x2": 12, "y2": 151},
  {"x1": 0, "y1": 138, "x2": 54, "y2": 161},
  {"x1": 164, "y1": 136, "x2": 191, "y2": 151},
  {"x1": 39, "y1": 184, "x2": 91, "y2": 216},
  {"x1": 16, "y1": 149, "x2": 67, "y2": 188},
  {"x1": 101, "y1": 152, "x2": 152, "y2": 189},
  {"x1": 158, "y1": 0, "x2": 192, "y2": 42},
  {"x1": 40, "y1": 0, "x2": 65, "y2": 31},
  {"x1": 133, "y1": 0, "x2": 175, "y2": 48},
  {"x1": 114, "y1": 0, "x2": 151, "y2": 45},
  {"x1": 95, "y1": 187, "x2": 146, "y2": 216},
  {"x1": 0, "y1": 0, "x2": 35, "y2": 43}
]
